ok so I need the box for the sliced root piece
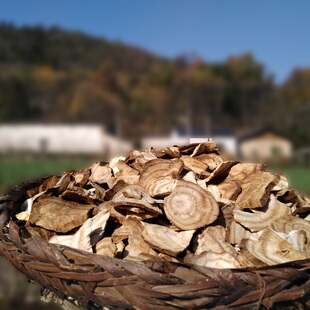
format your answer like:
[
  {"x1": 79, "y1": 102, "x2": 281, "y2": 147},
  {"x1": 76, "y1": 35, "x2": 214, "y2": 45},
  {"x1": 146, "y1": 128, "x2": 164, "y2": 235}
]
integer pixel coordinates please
[
  {"x1": 49, "y1": 211, "x2": 110, "y2": 252},
  {"x1": 204, "y1": 160, "x2": 237, "y2": 183},
  {"x1": 194, "y1": 153, "x2": 223, "y2": 171},
  {"x1": 243, "y1": 228, "x2": 307, "y2": 266},
  {"x1": 123, "y1": 219, "x2": 158, "y2": 261},
  {"x1": 191, "y1": 141, "x2": 219, "y2": 157},
  {"x1": 195, "y1": 226, "x2": 236, "y2": 257},
  {"x1": 226, "y1": 163, "x2": 279, "y2": 209},
  {"x1": 112, "y1": 184, "x2": 162, "y2": 215},
  {"x1": 29, "y1": 197, "x2": 94, "y2": 233},
  {"x1": 182, "y1": 171, "x2": 197, "y2": 184},
  {"x1": 180, "y1": 155, "x2": 210, "y2": 178},
  {"x1": 186, "y1": 251, "x2": 241, "y2": 269},
  {"x1": 126, "y1": 150, "x2": 157, "y2": 172},
  {"x1": 109, "y1": 156, "x2": 139, "y2": 177},
  {"x1": 234, "y1": 194, "x2": 291, "y2": 232},
  {"x1": 164, "y1": 180, "x2": 219, "y2": 230},
  {"x1": 217, "y1": 180, "x2": 242, "y2": 201},
  {"x1": 272, "y1": 173, "x2": 289, "y2": 192},
  {"x1": 227, "y1": 220, "x2": 262, "y2": 245},
  {"x1": 89, "y1": 162, "x2": 112, "y2": 184},
  {"x1": 142, "y1": 223, "x2": 195, "y2": 256},
  {"x1": 237, "y1": 250, "x2": 268, "y2": 268},
  {"x1": 95, "y1": 237, "x2": 117, "y2": 257},
  {"x1": 139, "y1": 158, "x2": 183, "y2": 197},
  {"x1": 271, "y1": 217, "x2": 310, "y2": 241}
]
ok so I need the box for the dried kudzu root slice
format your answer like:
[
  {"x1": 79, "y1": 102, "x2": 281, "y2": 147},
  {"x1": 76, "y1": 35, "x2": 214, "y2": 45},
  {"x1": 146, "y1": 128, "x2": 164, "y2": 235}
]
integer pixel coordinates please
[
  {"x1": 139, "y1": 158, "x2": 183, "y2": 197},
  {"x1": 164, "y1": 180, "x2": 219, "y2": 230}
]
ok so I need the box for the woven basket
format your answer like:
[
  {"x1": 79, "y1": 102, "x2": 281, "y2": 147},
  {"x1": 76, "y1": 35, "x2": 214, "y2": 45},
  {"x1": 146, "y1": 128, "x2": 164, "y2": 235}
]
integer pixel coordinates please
[{"x1": 1, "y1": 177, "x2": 310, "y2": 310}]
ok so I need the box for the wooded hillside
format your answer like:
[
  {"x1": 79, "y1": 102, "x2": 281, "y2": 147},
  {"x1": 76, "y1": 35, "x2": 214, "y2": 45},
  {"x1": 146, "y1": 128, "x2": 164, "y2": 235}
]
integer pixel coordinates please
[{"x1": 0, "y1": 23, "x2": 309, "y2": 147}]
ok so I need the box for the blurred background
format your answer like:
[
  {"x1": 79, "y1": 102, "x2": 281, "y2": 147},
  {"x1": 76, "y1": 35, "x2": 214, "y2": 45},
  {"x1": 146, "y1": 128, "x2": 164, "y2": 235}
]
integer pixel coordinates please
[{"x1": 0, "y1": 0, "x2": 310, "y2": 308}]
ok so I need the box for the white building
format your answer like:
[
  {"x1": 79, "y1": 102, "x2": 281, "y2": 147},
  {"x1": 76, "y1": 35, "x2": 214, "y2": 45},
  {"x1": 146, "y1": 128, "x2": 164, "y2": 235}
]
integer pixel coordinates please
[
  {"x1": 141, "y1": 129, "x2": 237, "y2": 157},
  {"x1": 0, "y1": 124, "x2": 132, "y2": 160},
  {"x1": 141, "y1": 129, "x2": 190, "y2": 150}
]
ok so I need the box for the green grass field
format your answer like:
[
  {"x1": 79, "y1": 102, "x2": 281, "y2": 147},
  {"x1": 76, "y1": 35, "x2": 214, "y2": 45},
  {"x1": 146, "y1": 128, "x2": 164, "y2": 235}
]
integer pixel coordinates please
[
  {"x1": 1, "y1": 159, "x2": 310, "y2": 196},
  {"x1": 270, "y1": 166, "x2": 310, "y2": 195},
  {"x1": 0, "y1": 158, "x2": 94, "y2": 192}
]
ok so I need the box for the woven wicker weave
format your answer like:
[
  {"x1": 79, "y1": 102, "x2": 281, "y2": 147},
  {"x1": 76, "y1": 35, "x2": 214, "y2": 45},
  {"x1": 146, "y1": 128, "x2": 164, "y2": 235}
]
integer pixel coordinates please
[{"x1": 1, "y1": 178, "x2": 310, "y2": 310}]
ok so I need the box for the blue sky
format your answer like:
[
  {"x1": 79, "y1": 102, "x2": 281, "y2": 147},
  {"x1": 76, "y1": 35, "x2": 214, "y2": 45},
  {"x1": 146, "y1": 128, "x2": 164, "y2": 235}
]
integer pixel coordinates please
[{"x1": 1, "y1": 0, "x2": 309, "y2": 83}]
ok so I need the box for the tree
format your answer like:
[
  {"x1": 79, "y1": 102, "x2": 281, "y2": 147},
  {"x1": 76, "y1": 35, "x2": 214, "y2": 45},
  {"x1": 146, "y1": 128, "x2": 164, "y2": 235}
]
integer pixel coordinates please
[{"x1": 0, "y1": 78, "x2": 32, "y2": 121}]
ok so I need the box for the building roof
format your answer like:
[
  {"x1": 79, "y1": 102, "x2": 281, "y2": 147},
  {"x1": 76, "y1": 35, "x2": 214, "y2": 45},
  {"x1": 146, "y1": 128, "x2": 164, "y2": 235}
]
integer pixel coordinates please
[
  {"x1": 237, "y1": 127, "x2": 290, "y2": 143},
  {"x1": 175, "y1": 127, "x2": 235, "y2": 137}
]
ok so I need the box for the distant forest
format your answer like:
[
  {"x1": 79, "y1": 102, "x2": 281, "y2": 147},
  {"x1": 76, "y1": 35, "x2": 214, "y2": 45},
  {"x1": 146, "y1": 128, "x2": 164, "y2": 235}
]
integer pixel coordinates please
[{"x1": 1, "y1": 23, "x2": 310, "y2": 148}]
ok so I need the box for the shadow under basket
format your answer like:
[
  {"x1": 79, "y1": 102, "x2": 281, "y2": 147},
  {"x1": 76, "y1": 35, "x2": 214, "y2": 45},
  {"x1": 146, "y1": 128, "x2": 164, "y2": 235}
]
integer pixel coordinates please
[{"x1": 1, "y1": 178, "x2": 310, "y2": 310}]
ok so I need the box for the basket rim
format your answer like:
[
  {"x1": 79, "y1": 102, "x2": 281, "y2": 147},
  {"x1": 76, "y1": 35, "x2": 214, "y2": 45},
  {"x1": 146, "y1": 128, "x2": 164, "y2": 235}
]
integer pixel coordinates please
[{"x1": 2, "y1": 175, "x2": 310, "y2": 309}]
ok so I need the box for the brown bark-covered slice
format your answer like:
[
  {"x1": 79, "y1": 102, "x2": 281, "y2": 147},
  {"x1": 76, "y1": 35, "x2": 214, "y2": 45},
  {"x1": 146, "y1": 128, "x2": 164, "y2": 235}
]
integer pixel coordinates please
[
  {"x1": 125, "y1": 149, "x2": 144, "y2": 163},
  {"x1": 177, "y1": 141, "x2": 219, "y2": 156},
  {"x1": 236, "y1": 172, "x2": 279, "y2": 209},
  {"x1": 26, "y1": 175, "x2": 60, "y2": 197},
  {"x1": 105, "y1": 180, "x2": 127, "y2": 200},
  {"x1": 95, "y1": 201, "x2": 126, "y2": 223},
  {"x1": 150, "y1": 146, "x2": 181, "y2": 159},
  {"x1": 139, "y1": 158, "x2": 183, "y2": 197},
  {"x1": 204, "y1": 160, "x2": 237, "y2": 183},
  {"x1": 29, "y1": 197, "x2": 94, "y2": 233},
  {"x1": 106, "y1": 175, "x2": 140, "y2": 189},
  {"x1": 194, "y1": 153, "x2": 224, "y2": 171},
  {"x1": 124, "y1": 233, "x2": 158, "y2": 262},
  {"x1": 142, "y1": 223, "x2": 195, "y2": 256},
  {"x1": 88, "y1": 181, "x2": 106, "y2": 201},
  {"x1": 73, "y1": 168, "x2": 91, "y2": 187},
  {"x1": 15, "y1": 191, "x2": 46, "y2": 222},
  {"x1": 206, "y1": 185, "x2": 223, "y2": 203},
  {"x1": 164, "y1": 180, "x2": 219, "y2": 230},
  {"x1": 227, "y1": 220, "x2": 262, "y2": 245},
  {"x1": 49, "y1": 211, "x2": 110, "y2": 252},
  {"x1": 126, "y1": 151, "x2": 157, "y2": 172},
  {"x1": 190, "y1": 141, "x2": 219, "y2": 156},
  {"x1": 164, "y1": 146, "x2": 181, "y2": 158},
  {"x1": 109, "y1": 156, "x2": 139, "y2": 177},
  {"x1": 234, "y1": 194, "x2": 291, "y2": 232},
  {"x1": 89, "y1": 162, "x2": 113, "y2": 184},
  {"x1": 272, "y1": 173, "x2": 289, "y2": 192},
  {"x1": 177, "y1": 143, "x2": 199, "y2": 155},
  {"x1": 111, "y1": 185, "x2": 162, "y2": 219},
  {"x1": 237, "y1": 249, "x2": 268, "y2": 268},
  {"x1": 217, "y1": 180, "x2": 242, "y2": 201},
  {"x1": 54, "y1": 172, "x2": 73, "y2": 195},
  {"x1": 95, "y1": 237, "x2": 117, "y2": 257},
  {"x1": 180, "y1": 155, "x2": 210, "y2": 178},
  {"x1": 195, "y1": 226, "x2": 236, "y2": 257},
  {"x1": 276, "y1": 188, "x2": 310, "y2": 216},
  {"x1": 186, "y1": 251, "x2": 241, "y2": 269},
  {"x1": 61, "y1": 187, "x2": 97, "y2": 205},
  {"x1": 121, "y1": 218, "x2": 158, "y2": 261},
  {"x1": 225, "y1": 163, "x2": 279, "y2": 209},
  {"x1": 111, "y1": 221, "x2": 134, "y2": 243},
  {"x1": 221, "y1": 202, "x2": 242, "y2": 235},
  {"x1": 25, "y1": 222, "x2": 56, "y2": 241}
]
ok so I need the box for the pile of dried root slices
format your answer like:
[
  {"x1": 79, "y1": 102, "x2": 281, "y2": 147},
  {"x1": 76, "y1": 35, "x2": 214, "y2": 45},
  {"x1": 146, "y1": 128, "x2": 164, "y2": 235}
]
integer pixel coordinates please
[{"x1": 15, "y1": 142, "x2": 310, "y2": 269}]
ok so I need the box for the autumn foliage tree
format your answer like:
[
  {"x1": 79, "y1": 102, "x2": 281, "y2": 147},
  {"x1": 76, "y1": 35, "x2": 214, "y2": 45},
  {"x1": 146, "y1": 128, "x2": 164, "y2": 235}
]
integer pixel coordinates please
[{"x1": 0, "y1": 23, "x2": 309, "y2": 148}]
